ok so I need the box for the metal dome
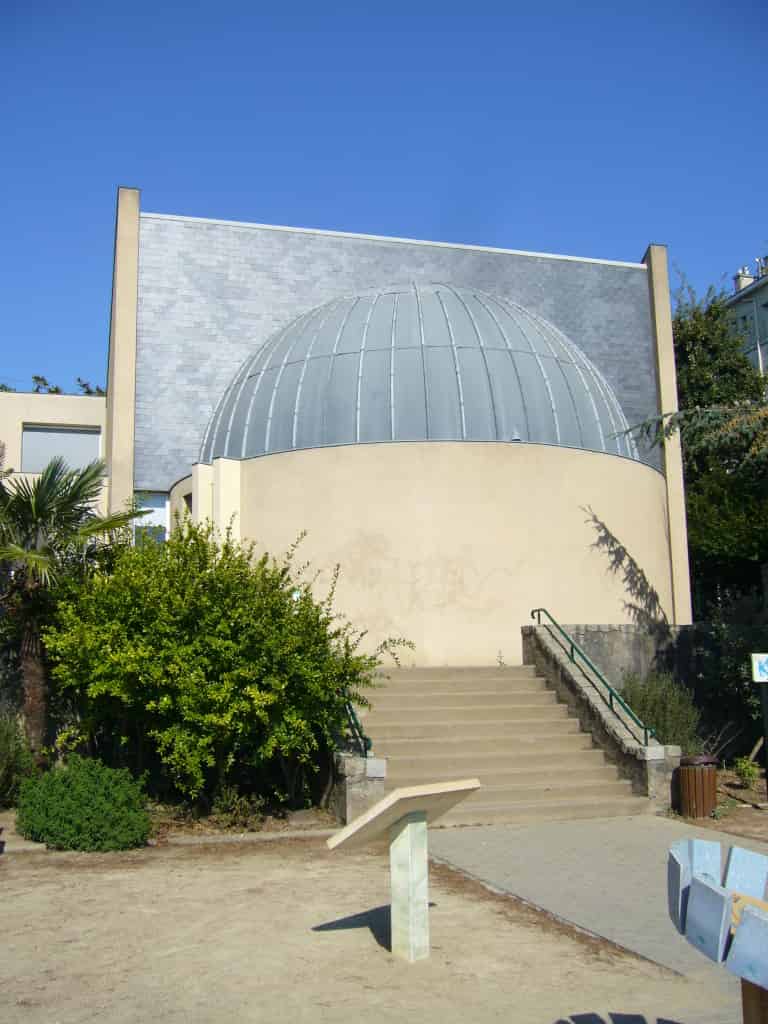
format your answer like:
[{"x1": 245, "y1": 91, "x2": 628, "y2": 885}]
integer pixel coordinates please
[{"x1": 199, "y1": 283, "x2": 638, "y2": 463}]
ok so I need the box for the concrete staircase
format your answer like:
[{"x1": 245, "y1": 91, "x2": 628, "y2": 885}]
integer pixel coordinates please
[{"x1": 360, "y1": 666, "x2": 652, "y2": 826}]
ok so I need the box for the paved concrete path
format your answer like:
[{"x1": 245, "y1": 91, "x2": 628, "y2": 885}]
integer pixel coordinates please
[{"x1": 431, "y1": 815, "x2": 768, "y2": 1019}]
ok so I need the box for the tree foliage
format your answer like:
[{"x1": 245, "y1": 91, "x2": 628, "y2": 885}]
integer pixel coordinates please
[
  {"x1": 0, "y1": 376, "x2": 105, "y2": 396},
  {"x1": 631, "y1": 285, "x2": 768, "y2": 613},
  {"x1": 0, "y1": 458, "x2": 142, "y2": 749},
  {"x1": 43, "y1": 521, "x2": 409, "y2": 804}
]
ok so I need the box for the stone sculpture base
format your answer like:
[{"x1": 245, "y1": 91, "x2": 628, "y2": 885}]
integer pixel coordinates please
[{"x1": 389, "y1": 811, "x2": 429, "y2": 963}]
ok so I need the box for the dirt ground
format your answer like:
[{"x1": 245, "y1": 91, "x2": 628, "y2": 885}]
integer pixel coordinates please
[
  {"x1": 1, "y1": 832, "x2": 740, "y2": 1024},
  {"x1": 688, "y1": 768, "x2": 768, "y2": 844}
]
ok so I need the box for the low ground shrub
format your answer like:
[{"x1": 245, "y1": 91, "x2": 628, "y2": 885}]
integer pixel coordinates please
[
  {"x1": 0, "y1": 709, "x2": 36, "y2": 808},
  {"x1": 16, "y1": 755, "x2": 150, "y2": 851},
  {"x1": 621, "y1": 672, "x2": 702, "y2": 755},
  {"x1": 733, "y1": 755, "x2": 760, "y2": 788},
  {"x1": 210, "y1": 784, "x2": 265, "y2": 830}
]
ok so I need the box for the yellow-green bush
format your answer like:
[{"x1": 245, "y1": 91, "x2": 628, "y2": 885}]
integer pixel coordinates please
[{"x1": 44, "y1": 521, "x2": 408, "y2": 805}]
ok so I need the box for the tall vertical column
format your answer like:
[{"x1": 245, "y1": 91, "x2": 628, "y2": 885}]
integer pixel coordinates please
[
  {"x1": 389, "y1": 811, "x2": 429, "y2": 962},
  {"x1": 192, "y1": 462, "x2": 214, "y2": 524},
  {"x1": 105, "y1": 187, "x2": 140, "y2": 514},
  {"x1": 643, "y1": 244, "x2": 693, "y2": 625},
  {"x1": 212, "y1": 458, "x2": 241, "y2": 541}
]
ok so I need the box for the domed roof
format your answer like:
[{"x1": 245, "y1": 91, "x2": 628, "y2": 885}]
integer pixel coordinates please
[{"x1": 199, "y1": 283, "x2": 638, "y2": 463}]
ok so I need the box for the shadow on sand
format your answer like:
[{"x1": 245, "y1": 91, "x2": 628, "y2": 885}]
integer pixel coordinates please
[
  {"x1": 554, "y1": 1016, "x2": 683, "y2": 1024},
  {"x1": 313, "y1": 905, "x2": 391, "y2": 950},
  {"x1": 313, "y1": 902, "x2": 439, "y2": 952}
]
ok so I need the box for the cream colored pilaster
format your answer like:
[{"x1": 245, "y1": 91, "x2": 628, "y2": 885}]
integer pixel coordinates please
[
  {"x1": 192, "y1": 462, "x2": 214, "y2": 524},
  {"x1": 643, "y1": 244, "x2": 692, "y2": 624},
  {"x1": 105, "y1": 187, "x2": 140, "y2": 514},
  {"x1": 212, "y1": 458, "x2": 241, "y2": 540}
]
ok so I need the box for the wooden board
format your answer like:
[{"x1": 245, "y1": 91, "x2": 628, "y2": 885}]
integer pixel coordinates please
[{"x1": 327, "y1": 779, "x2": 481, "y2": 852}]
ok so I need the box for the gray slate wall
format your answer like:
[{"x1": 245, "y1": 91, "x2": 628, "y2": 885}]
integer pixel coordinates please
[{"x1": 135, "y1": 214, "x2": 659, "y2": 491}]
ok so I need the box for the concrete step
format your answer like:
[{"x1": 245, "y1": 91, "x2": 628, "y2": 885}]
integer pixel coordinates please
[
  {"x1": 370, "y1": 679, "x2": 550, "y2": 697},
  {"x1": 385, "y1": 763, "x2": 617, "y2": 786},
  {"x1": 433, "y1": 796, "x2": 652, "y2": 828},
  {"x1": 367, "y1": 690, "x2": 558, "y2": 708},
  {"x1": 387, "y1": 779, "x2": 634, "y2": 801},
  {"x1": 383, "y1": 748, "x2": 606, "y2": 776},
  {"x1": 370, "y1": 719, "x2": 581, "y2": 741},
  {"x1": 373, "y1": 732, "x2": 595, "y2": 756},
  {"x1": 364, "y1": 704, "x2": 570, "y2": 727},
  {"x1": 376, "y1": 666, "x2": 539, "y2": 682}
]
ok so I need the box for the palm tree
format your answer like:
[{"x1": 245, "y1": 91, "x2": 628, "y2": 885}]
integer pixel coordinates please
[{"x1": 0, "y1": 457, "x2": 143, "y2": 752}]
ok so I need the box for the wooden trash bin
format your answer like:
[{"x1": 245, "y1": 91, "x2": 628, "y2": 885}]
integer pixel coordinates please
[{"x1": 679, "y1": 755, "x2": 718, "y2": 818}]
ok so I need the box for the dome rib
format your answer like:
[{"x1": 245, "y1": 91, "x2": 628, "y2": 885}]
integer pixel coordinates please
[
  {"x1": 199, "y1": 283, "x2": 639, "y2": 464},
  {"x1": 470, "y1": 290, "x2": 529, "y2": 440},
  {"x1": 444, "y1": 284, "x2": 500, "y2": 441},
  {"x1": 412, "y1": 284, "x2": 431, "y2": 441},
  {"x1": 517, "y1": 301, "x2": 585, "y2": 448},
  {"x1": 498, "y1": 295, "x2": 561, "y2": 445},
  {"x1": 436, "y1": 288, "x2": 467, "y2": 440},
  {"x1": 388, "y1": 293, "x2": 397, "y2": 441}
]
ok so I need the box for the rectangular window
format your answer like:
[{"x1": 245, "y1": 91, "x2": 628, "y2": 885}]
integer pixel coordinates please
[
  {"x1": 21, "y1": 425, "x2": 101, "y2": 474},
  {"x1": 134, "y1": 491, "x2": 169, "y2": 544}
]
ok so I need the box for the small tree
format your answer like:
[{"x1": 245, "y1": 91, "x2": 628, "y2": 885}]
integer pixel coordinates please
[
  {"x1": 44, "y1": 521, "x2": 408, "y2": 804},
  {"x1": 632, "y1": 285, "x2": 768, "y2": 614},
  {"x1": 0, "y1": 458, "x2": 142, "y2": 751}
]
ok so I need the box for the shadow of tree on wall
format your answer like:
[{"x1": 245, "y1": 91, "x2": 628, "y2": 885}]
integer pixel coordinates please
[{"x1": 583, "y1": 506, "x2": 671, "y2": 642}]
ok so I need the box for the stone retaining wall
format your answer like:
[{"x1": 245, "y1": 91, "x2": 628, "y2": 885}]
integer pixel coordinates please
[{"x1": 522, "y1": 625, "x2": 680, "y2": 812}]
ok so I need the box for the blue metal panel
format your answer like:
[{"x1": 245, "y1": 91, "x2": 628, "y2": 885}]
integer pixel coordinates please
[
  {"x1": 723, "y1": 847, "x2": 768, "y2": 900},
  {"x1": 726, "y1": 905, "x2": 768, "y2": 987},
  {"x1": 668, "y1": 842, "x2": 692, "y2": 934},
  {"x1": 684, "y1": 875, "x2": 732, "y2": 963}
]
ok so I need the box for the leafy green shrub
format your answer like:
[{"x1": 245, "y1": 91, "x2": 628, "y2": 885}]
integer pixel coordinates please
[
  {"x1": 733, "y1": 756, "x2": 760, "y2": 788},
  {"x1": 210, "y1": 784, "x2": 265, "y2": 830},
  {"x1": 44, "y1": 521, "x2": 409, "y2": 804},
  {"x1": 0, "y1": 710, "x2": 36, "y2": 808},
  {"x1": 621, "y1": 672, "x2": 702, "y2": 755},
  {"x1": 16, "y1": 755, "x2": 150, "y2": 851}
]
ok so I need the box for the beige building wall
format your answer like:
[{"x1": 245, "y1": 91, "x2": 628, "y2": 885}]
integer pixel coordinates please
[
  {"x1": 169, "y1": 474, "x2": 193, "y2": 525},
  {"x1": 226, "y1": 442, "x2": 675, "y2": 666},
  {"x1": 105, "y1": 186, "x2": 140, "y2": 514},
  {"x1": 0, "y1": 392, "x2": 108, "y2": 512},
  {"x1": 643, "y1": 244, "x2": 692, "y2": 625},
  {"x1": 192, "y1": 462, "x2": 214, "y2": 524}
]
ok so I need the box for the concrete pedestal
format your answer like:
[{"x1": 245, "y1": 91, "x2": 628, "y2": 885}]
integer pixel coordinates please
[{"x1": 389, "y1": 811, "x2": 429, "y2": 962}]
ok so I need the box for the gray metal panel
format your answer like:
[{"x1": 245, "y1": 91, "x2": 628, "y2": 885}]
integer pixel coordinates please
[
  {"x1": 293, "y1": 356, "x2": 329, "y2": 450},
  {"x1": 359, "y1": 347, "x2": 391, "y2": 442},
  {"x1": 425, "y1": 346, "x2": 462, "y2": 440},
  {"x1": 393, "y1": 347, "x2": 428, "y2": 440},
  {"x1": 457, "y1": 347, "x2": 496, "y2": 441},
  {"x1": 136, "y1": 215, "x2": 658, "y2": 489},
  {"x1": 323, "y1": 352, "x2": 358, "y2": 446}
]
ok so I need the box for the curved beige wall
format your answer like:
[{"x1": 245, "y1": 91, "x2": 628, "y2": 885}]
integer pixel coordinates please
[
  {"x1": 228, "y1": 442, "x2": 673, "y2": 666},
  {"x1": 169, "y1": 474, "x2": 193, "y2": 525}
]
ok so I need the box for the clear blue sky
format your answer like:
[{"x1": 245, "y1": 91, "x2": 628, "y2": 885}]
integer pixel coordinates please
[{"x1": 2, "y1": 1, "x2": 765, "y2": 392}]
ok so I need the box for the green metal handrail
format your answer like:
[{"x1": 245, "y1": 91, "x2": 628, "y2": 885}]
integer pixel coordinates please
[
  {"x1": 345, "y1": 699, "x2": 372, "y2": 758},
  {"x1": 530, "y1": 607, "x2": 656, "y2": 746}
]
